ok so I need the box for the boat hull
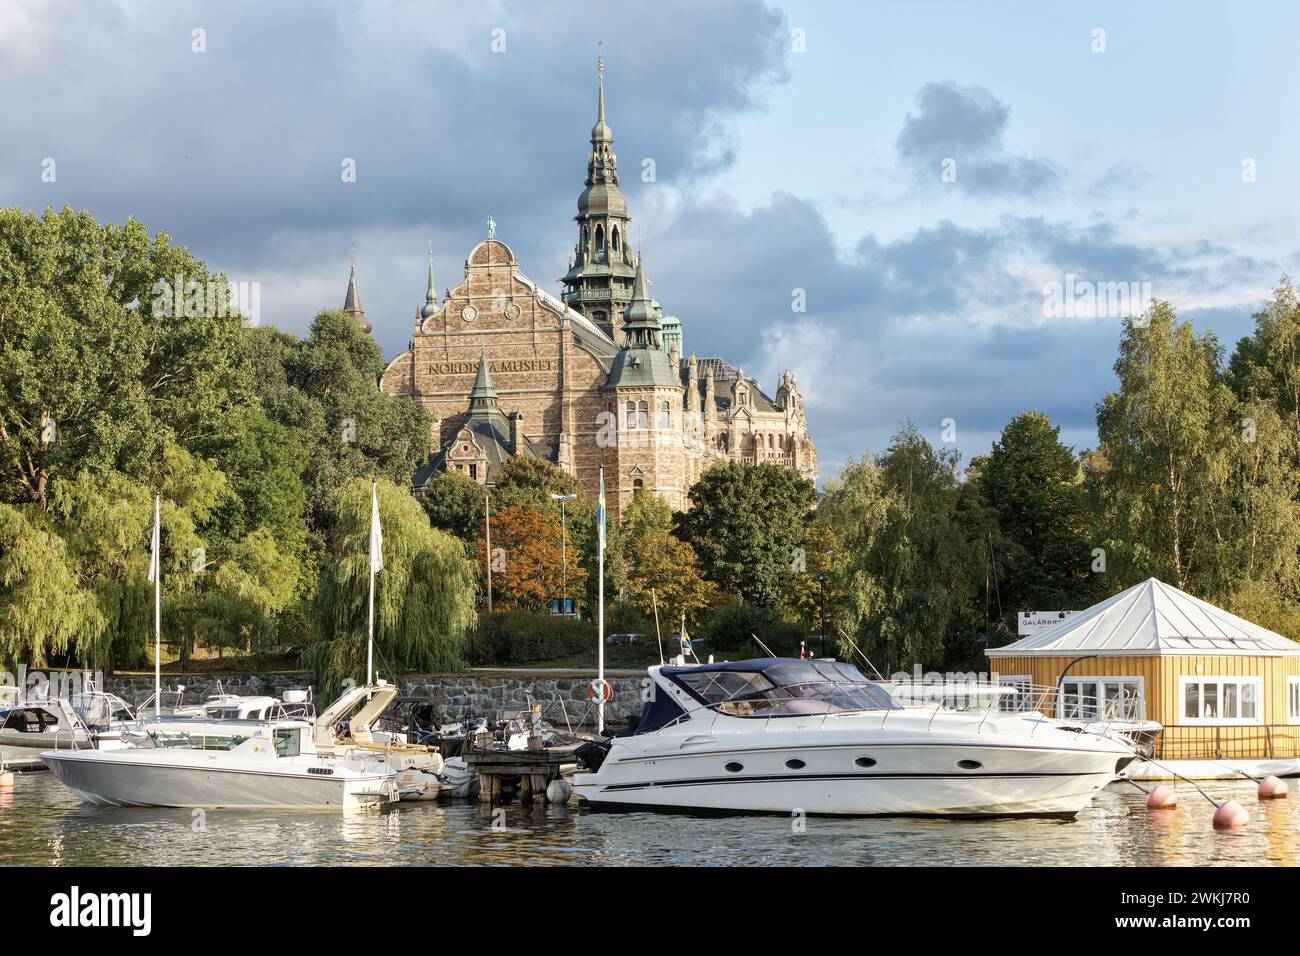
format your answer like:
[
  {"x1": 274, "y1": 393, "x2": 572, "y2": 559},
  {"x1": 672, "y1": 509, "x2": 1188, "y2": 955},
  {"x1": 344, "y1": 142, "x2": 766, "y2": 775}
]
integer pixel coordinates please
[
  {"x1": 41, "y1": 751, "x2": 395, "y2": 811},
  {"x1": 574, "y1": 739, "x2": 1129, "y2": 817}
]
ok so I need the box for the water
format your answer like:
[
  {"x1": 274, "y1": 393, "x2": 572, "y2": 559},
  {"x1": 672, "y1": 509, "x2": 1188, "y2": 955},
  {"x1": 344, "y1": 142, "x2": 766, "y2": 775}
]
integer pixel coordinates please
[{"x1": 1, "y1": 773, "x2": 1297, "y2": 866}]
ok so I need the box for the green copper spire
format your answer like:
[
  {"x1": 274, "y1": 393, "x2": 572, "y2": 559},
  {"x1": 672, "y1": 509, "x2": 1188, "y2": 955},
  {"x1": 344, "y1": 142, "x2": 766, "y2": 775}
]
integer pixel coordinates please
[
  {"x1": 344, "y1": 246, "x2": 370, "y2": 334},
  {"x1": 621, "y1": 254, "x2": 661, "y2": 347},
  {"x1": 421, "y1": 242, "x2": 437, "y2": 319},
  {"x1": 467, "y1": 351, "x2": 498, "y2": 416}
]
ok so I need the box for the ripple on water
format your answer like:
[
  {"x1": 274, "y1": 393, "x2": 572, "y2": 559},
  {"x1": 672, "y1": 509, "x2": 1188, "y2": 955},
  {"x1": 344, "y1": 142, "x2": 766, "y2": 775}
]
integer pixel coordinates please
[{"x1": 1, "y1": 773, "x2": 1297, "y2": 866}]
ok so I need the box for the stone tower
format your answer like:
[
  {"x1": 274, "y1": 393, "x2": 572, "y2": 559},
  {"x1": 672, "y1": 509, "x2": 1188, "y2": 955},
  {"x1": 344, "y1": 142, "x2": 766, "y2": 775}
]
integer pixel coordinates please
[
  {"x1": 602, "y1": 255, "x2": 687, "y2": 512},
  {"x1": 560, "y1": 59, "x2": 636, "y2": 345}
]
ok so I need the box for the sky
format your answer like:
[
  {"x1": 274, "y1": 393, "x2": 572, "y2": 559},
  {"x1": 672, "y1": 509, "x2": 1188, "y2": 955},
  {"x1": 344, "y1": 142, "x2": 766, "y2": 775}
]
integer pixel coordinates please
[{"x1": 3, "y1": 0, "x2": 1297, "y2": 482}]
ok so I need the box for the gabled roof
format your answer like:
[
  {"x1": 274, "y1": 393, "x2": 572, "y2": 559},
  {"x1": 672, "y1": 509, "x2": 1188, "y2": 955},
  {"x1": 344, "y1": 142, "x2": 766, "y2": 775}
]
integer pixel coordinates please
[{"x1": 988, "y1": 578, "x2": 1300, "y2": 658}]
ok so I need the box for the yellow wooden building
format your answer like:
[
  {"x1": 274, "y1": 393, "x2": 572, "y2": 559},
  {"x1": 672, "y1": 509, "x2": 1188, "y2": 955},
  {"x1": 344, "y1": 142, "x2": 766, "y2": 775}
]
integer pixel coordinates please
[{"x1": 986, "y1": 578, "x2": 1300, "y2": 778}]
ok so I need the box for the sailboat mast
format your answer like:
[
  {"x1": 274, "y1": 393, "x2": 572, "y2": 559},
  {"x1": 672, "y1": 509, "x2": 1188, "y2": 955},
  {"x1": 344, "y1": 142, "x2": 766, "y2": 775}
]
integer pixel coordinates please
[{"x1": 367, "y1": 480, "x2": 377, "y2": 687}]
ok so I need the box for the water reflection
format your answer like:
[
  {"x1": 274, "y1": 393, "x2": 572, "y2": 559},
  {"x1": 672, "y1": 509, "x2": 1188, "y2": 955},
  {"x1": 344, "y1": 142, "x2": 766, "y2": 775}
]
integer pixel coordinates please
[{"x1": 0, "y1": 773, "x2": 1296, "y2": 866}]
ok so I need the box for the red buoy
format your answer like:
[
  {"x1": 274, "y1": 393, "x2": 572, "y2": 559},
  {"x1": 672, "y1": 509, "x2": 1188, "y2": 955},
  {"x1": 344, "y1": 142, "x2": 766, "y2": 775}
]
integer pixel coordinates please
[
  {"x1": 1212, "y1": 799, "x2": 1249, "y2": 828},
  {"x1": 1145, "y1": 785, "x2": 1177, "y2": 809},
  {"x1": 1257, "y1": 775, "x2": 1289, "y2": 800}
]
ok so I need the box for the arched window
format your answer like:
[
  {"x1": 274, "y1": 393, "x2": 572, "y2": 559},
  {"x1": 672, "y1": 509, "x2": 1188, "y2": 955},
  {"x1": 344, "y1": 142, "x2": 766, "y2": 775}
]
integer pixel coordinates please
[
  {"x1": 612, "y1": 227, "x2": 621, "y2": 254},
  {"x1": 659, "y1": 401, "x2": 671, "y2": 430},
  {"x1": 595, "y1": 225, "x2": 605, "y2": 255},
  {"x1": 637, "y1": 400, "x2": 649, "y2": 429},
  {"x1": 626, "y1": 401, "x2": 637, "y2": 430},
  {"x1": 632, "y1": 477, "x2": 644, "y2": 492},
  {"x1": 581, "y1": 226, "x2": 589, "y2": 251}
]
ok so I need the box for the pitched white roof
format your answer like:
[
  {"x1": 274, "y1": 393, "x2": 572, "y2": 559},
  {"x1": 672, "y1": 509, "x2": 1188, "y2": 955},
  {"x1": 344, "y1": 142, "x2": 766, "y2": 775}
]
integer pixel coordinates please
[{"x1": 987, "y1": 578, "x2": 1300, "y2": 658}]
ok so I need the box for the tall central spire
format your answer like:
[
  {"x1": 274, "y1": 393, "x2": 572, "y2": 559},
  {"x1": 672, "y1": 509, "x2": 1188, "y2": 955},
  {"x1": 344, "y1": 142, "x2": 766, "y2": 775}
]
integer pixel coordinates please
[{"x1": 561, "y1": 57, "x2": 635, "y2": 342}]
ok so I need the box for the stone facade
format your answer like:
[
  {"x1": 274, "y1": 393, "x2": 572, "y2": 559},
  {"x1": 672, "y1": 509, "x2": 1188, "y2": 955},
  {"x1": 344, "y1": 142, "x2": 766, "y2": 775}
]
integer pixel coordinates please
[{"x1": 373, "y1": 66, "x2": 817, "y2": 517}]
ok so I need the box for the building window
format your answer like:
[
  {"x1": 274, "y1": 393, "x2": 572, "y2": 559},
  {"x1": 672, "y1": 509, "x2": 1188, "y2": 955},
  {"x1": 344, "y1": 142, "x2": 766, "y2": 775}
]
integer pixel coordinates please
[
  {"x1": 659, "y1": 401, "x2": 670, "y2": 430},
  {"x1": 1058, "y1": 678, "x2": 1144, "y2": 721},
  {"x1": 612, "y1": 227, "x2": 620, "y2": 254},
  {"x1": 632, "y1": 478, "x2": 643, "y2": 492},
  {"x1": 468, "y1": 464, "x2": 477, "y2": 481},
  {"x1": 626, "y1": 401, "x2": 637, "y2": 430},
  {"x1": 1179, "y1": 677, "x2": 1261, "y2": 725},
  {"x1": 595, "y1": 224, "x2": 605, "y2": 255},
  {"x1": 997, "y1": 675, "x2": 1033, "y2": 713},
  {"x1": 638, "y1": 400, "x2": 649, "y2": 429},
  {"x1": 1288, "y1": 677, "x2": 1300, "y2": 724}
]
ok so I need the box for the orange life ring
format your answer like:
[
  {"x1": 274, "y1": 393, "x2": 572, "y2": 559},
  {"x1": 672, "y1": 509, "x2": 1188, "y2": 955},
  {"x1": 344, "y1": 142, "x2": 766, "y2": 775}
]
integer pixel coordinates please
[{"x1": 587, "y1": 679, "x2": 613, "y2": 702}]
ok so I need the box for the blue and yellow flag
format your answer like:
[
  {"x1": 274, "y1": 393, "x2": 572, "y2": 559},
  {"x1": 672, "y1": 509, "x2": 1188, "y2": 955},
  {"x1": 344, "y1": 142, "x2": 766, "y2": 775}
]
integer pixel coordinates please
[{"x1": 597, "y1": 470, "x2": 606, "y2": 549}]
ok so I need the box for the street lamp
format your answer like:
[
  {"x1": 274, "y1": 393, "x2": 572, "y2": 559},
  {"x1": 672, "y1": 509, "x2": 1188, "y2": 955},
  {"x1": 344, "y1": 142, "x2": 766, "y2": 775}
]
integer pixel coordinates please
[
  {"x1": 816, "y1": 572, "x2": 827, "y2": 658},
  {"x1": 550, "y1": 493, "x2": 578, "y2": 615}
]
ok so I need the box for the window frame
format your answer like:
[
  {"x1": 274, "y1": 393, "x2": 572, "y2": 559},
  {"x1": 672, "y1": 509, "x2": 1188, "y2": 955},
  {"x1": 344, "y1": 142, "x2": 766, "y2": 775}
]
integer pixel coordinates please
[
  {"x1": 1288, "y1": 676, "x2": 1300, "y2": 725},
  {"x1": 1057, "y1": 676, "x2": 1146, "y2": 721},
  {"x1": 1178, "y1": 676, "x2": 1263, "y2": 726}
]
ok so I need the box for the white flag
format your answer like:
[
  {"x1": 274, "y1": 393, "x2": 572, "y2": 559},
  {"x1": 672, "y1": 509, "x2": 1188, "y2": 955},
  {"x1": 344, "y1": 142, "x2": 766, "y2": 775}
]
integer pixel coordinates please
[
  {"x1": 369, "y1": 482, "x2": 383, "y2": 574},
  {"x1": 146, "y1": 495, "x2": 161, "y2": 583}
]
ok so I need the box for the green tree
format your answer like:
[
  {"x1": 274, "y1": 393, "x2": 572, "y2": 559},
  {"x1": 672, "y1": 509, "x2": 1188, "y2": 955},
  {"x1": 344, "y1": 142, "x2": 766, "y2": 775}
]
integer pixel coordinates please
[
  {"x1": 625, "y1": 531, "x2": 718, "y2": 634},
  {"x1": 972, "y1": 410, "x2": 1094, "y2": 618},
  {"x1": 676, "y1": 462, "x2": 816, "y2": 607},
  {"x1": 818, "y1": 429, "x2": 980, "y2": 672},
  {"x1": 421, "y1": 469, "x2": 487, "y2": 541},
  {"x1": 251, "y1": 312, "x2": 435, "y2": 536},
  {"x1": 1095, "y1": 302, "x2": 1237, "y2": 593}
]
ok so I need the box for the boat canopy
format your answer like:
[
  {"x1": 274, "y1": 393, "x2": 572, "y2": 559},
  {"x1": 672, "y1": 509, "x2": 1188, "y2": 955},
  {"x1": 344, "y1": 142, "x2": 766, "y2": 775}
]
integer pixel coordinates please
[{"x1": 661, "y1": 658, "x2": 898, "y2": 717}]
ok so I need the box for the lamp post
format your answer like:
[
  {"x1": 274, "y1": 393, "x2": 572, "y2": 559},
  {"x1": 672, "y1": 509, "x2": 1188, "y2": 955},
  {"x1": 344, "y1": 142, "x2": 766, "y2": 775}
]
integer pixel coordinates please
[
  {"x1": 816, "y1": 572, "x2": 827, "y2": 658},
  {"x1": 550, "y1": 493, "x2": 577, "y2": 615}
]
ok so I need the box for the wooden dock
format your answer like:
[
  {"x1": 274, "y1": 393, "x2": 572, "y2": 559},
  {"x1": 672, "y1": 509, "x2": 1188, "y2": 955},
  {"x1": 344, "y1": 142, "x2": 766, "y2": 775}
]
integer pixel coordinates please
[{"x1": 464, "y1": 742, "x2": 581, "y2": 805}]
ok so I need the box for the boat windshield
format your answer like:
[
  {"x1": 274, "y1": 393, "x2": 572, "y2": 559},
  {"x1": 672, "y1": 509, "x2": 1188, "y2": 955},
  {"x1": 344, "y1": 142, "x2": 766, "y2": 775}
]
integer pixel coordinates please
[
  {"x1": 671, "y1": 660, "x2": 898, "y2": 717},
  {"x1": 144, "y1": 731, "x2": 250, "y2": 751}
]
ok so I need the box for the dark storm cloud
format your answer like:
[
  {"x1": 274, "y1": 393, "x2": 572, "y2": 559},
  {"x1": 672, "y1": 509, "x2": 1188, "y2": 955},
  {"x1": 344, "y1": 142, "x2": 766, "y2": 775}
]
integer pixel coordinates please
[
  {"x1": 0, "y1": 0, "x2": 789, "y2": 333},
  {"x1": 896, "y1": 80, "x2": 1060, "y2": 197}
]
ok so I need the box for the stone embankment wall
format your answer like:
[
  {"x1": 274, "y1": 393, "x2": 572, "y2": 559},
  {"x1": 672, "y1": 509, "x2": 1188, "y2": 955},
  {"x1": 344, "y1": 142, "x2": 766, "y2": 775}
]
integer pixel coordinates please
[{"x1": 105, "y1": 671, "x2": 648, "y2": 727}]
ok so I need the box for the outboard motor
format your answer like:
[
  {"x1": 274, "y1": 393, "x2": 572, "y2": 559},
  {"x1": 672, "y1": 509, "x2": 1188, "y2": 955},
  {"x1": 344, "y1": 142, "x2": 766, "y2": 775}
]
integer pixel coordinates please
[{"x1": 575, "y1": 740, "x2": 611, "y2": 772}]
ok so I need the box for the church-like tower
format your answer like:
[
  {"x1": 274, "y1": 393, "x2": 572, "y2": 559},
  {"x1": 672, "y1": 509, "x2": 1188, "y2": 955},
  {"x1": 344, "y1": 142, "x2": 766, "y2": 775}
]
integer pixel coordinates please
[{"x1": 560, "y1": 59, "x2": 636, "y2": 345}]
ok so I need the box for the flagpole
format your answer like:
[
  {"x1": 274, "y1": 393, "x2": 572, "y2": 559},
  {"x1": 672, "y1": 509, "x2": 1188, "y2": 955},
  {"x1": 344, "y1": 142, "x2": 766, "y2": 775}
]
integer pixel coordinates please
[
  {"x1": 153, "y1": 494, "x2": 161, "y2": 718},
  {"x1": 367, "y1": 480, "x2": 376, "y2": 687},
  {"x1": 597, "y1": 467, "x2": 605, "y2": 734}
]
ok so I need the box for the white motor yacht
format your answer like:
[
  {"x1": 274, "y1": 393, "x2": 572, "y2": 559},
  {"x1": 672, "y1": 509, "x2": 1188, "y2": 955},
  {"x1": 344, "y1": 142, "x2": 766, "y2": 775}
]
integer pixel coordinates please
[
  {"x1": 41, "y1": 718, "x2": 398, "y2": 811},
  {"x1": 572, "y1": 658, "x2": 1138, "y2": 817}
]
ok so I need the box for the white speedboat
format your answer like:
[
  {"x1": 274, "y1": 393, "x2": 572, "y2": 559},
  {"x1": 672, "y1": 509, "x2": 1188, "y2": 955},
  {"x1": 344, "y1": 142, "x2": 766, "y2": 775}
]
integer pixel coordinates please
[
  {"x1": 0, "y1": 684, "x2": 136, "y2": 766},
  {"x1": 41, "y1": 718, "x2": 398, "y2": 811},
  {"x1": 572, "y1": 658, "x2": 1137, "y2": 817}
]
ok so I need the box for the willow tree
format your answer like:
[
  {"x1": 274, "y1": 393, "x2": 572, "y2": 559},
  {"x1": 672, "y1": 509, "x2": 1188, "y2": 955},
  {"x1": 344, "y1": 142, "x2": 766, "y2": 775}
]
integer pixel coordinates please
[
  {"x1": 0, "y1": 504, "x2": 103, "y2": 668},
  {"x1": 308, "y1": 478, "x2": 476, "y2": 694}
]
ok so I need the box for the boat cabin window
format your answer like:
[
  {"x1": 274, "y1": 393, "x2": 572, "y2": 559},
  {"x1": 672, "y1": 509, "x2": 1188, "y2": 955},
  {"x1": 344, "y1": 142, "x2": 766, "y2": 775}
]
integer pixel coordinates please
[
  {"x1": 0, "y1": 707, "x2": 60, "y2": 734},
  {"x1": 274, "y1": 728, "x2": 301, "y2": 757},
  {"x1": 669, "y1": 661, "x2": 897, "y2": 717}
]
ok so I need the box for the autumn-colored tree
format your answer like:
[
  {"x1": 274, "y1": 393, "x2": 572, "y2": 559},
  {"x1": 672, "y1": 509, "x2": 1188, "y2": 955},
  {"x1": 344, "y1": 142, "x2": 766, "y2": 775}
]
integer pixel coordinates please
[{"x1": 477, "y1": 505, "x2": 587, "y2": 613}]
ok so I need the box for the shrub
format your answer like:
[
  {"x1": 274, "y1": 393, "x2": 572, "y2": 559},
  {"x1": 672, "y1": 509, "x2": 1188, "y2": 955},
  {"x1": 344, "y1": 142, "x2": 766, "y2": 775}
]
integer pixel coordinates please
[
  {"x1": 471, "y1": 610, "x2": 596, "y2": 665},
  {"x1": 703, "y1": 602, "x2": 808, "y2": 658}
]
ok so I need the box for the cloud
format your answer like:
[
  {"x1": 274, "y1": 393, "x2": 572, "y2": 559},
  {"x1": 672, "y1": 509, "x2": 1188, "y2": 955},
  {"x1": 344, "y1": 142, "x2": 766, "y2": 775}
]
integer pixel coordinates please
[
  {"x1": 0, "y1": 0, "x2": 790, "y2": 331},
  {"x1": 643, "y1": 189, "x2": 1278, "y2": 478},
  {"x1": 895, "y1": 80, "x2": 1060, "y2": 197}
]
